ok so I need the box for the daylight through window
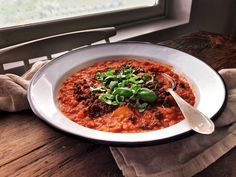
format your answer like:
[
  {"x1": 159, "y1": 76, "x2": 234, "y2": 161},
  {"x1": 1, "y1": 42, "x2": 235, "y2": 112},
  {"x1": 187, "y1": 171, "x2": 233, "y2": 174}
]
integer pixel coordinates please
[{"x1": 0, "y1": 0, "x2": 159, "y2": 28}]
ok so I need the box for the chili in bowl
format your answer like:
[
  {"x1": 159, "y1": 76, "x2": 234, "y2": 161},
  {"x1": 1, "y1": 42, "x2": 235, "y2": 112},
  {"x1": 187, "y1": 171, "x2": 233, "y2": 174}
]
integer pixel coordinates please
[{"x1": 57, "y1": 58, "x2": 195, "y2": 133}]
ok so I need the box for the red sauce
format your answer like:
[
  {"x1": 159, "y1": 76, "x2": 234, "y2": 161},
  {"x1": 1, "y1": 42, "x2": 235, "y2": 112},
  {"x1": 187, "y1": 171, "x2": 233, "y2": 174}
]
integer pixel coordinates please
[{"x1": 58, "y1": 59, "x2": 195, "y2": 133}]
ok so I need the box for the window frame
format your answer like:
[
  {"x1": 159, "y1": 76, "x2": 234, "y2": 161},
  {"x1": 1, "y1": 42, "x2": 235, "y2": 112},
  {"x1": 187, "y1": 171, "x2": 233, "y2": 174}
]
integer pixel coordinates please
[{"x1": 0, "y1": 0, "x2": 165, "y2": 48}]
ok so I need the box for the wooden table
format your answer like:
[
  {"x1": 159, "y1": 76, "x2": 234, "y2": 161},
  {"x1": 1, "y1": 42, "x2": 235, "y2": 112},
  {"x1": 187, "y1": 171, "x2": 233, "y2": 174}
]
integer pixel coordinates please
[{"x1": 1, "y1": 32, "x2": 236, "y2": 177}]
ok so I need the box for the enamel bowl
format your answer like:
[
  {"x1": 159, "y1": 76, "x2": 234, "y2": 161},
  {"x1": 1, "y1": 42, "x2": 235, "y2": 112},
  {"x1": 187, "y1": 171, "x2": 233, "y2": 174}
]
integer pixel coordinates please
[{"x1": 28, "y1": 42, "x2": 226, "y2": 145}]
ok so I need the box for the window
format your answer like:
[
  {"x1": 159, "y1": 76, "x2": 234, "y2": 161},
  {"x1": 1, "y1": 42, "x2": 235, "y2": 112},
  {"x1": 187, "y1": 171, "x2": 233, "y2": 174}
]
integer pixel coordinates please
[
  {"x1": 0, "y1": 0, "x2": 165, "y2": 48},
  {"x1": 0, "y1": 0, "x2": 159, "y2": 28}
]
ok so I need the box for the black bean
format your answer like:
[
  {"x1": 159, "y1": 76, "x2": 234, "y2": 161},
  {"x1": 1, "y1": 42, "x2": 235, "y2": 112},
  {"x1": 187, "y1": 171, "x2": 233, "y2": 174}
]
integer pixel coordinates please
[
  {"x1": 163, "y1": 99, "x2": 171, "y2": 108},
  {"x1": 179, "y1": 83, "x2": 186, "y2": 88},
  {"x1": 129, "y1": 115, "x2": 137, "y2": 124},
  {"x1": 155, "y1": 111, "x2": 164, "y2": 120}
]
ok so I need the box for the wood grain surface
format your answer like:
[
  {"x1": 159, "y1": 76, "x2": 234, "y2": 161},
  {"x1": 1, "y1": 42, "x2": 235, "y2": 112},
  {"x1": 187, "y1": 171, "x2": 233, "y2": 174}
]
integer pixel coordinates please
[
  {"x1": 0, "y1": 111, "x2": 122, "y2": 177},
  {"x1": 1, "y1": 31, "x2": 236, "y2": 177}
]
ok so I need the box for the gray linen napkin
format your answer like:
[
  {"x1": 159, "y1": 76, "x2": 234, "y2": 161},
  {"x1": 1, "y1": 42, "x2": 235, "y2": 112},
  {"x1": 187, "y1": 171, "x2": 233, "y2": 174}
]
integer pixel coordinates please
[
  {"x1": 110, "y1": 69, "x2": 236, "y2": 177},
  {"x1": 0, "y1": 60, "x2": 49, "y2": 112}
]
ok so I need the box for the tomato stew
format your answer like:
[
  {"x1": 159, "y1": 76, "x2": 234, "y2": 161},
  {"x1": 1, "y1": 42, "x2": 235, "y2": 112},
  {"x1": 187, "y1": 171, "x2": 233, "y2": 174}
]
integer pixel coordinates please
[{"x1": 58, "y1": 59, "x2": 195, "y2": 133}]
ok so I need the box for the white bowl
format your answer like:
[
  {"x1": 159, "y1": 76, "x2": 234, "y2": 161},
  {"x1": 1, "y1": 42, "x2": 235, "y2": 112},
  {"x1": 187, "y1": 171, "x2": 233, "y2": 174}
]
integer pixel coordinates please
[{"x1": 28, "y1": 42, "x2": 226, "y2": 145}]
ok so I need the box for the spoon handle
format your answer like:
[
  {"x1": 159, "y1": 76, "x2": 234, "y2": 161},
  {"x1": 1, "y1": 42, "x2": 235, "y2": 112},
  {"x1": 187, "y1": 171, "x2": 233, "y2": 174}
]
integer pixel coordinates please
[{"x1": 167, "y1": 88, "x2": 215, "y2": 134}]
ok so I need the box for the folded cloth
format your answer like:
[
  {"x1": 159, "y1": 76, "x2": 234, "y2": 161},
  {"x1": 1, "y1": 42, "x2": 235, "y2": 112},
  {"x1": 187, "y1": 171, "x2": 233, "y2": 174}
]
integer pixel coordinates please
[
  {"x1": 0, "y1": 60, "x2": 49, "y2": 112},
  {"x1": 110, "y1": 69, "x2": 236, "y2": 177}
]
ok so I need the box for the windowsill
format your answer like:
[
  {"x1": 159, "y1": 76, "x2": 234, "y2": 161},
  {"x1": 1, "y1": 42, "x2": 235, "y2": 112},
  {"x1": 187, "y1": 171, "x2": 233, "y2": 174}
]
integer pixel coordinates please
[
  {"x1": 0, "y1": 18, "x2": 190, "y2": 52},
  {"x1": 110, "y1": 18, "x2": 190, "y2": 42}
]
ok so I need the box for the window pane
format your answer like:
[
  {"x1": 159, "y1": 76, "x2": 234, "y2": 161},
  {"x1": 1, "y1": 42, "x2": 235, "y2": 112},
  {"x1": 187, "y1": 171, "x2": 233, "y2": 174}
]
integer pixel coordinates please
[{"x1": 0, "y1": 0, "x2": 158, "y2": 28}]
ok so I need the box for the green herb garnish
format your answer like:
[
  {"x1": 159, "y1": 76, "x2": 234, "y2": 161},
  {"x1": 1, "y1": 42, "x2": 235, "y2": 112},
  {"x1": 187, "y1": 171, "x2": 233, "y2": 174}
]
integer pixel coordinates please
[{"x1": 91, "y1": 65, "x2": 158, "y2": 112}]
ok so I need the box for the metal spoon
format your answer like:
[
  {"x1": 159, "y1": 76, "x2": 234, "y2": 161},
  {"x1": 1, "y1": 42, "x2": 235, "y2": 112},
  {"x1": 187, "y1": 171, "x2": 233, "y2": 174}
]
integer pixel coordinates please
[{"x1": 162, "y1": 73, "x2": 215, "y2": 134}]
